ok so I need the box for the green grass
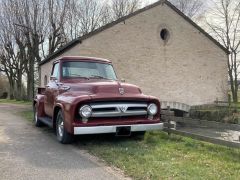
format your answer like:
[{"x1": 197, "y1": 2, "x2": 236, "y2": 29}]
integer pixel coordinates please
[
  {"x1": 20, "y1": 110, "x2": 33, "y2": 122},
  {"x1": 0, "y1": 99, "x2": 31, "y2": 105},
  {"x1": 82, "y1": 132, "x2": 240, "y2": 180},
  {"x1": 19, "y1": 110, "x2": 240, "y2": 179}
]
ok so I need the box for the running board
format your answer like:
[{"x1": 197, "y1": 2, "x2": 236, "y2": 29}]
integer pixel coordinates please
[{"x1": 39, "y1": 117, "x2": 53, "y2": 128}]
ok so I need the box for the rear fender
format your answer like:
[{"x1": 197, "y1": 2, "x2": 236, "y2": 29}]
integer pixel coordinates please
[{"x1": 34, "y1": 94, "x2": 45, "y2": 117}]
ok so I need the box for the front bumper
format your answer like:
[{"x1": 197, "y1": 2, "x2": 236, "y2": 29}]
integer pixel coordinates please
[{"x1": 73, "y1": 123, "x2": 163, "y2": 135}]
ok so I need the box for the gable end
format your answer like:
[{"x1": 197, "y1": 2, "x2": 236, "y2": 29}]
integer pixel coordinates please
[{"x1": 39, "y1": 0, "x2": 228, "y2": 66}]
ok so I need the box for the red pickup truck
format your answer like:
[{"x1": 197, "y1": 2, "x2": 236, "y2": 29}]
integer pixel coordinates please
[{"x1": 34, "y1": 56, "x2": 163, "y2": 143}]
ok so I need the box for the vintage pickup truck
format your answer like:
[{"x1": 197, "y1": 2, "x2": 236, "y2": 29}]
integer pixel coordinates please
[{"x1": 34, "y1": 56, "x2": 163, "y2": 143}]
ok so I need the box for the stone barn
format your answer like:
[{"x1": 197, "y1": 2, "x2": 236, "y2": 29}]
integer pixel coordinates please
[{"x1": 39, "y1": 0, "x2": 228, "y2": 111}]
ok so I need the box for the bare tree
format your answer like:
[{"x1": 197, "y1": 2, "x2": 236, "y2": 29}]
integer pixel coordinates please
[
  {"x1": 0, "y1": 0, "x2": 72, "y2": 100},
  {"x1": 78, "y1": 0, "x2": 109, "y2": 34},
  {"x1": 0, "y1": 73, "x2": 9, "y2": 98},
  {"x1": 0, "y1": 0, "x2": 46, "y2": 100},
  {"x1": 47, "y1": 0, "x2": 70, "y2": 55},
  {"x1": 64, "y1": 0, "x2": 80, "y2": 40},
  {"x1": 0, "y1": 43, "x2": 17, "y2": 99},
  {"x1": 14, "y1": 0, "x2": 46, "y2": 100},
  {"x1": 67, "y1": 0, "x2": 108, "y2": 36},
  {"x1": 205, "y1": 0, "x2": 240, "y2": 103},
  {"x1": 110, "y1": 0, "x2": 141, "y2": 20},
  {"x1": 169, "y1": 0, "x2": 206, "y2": 20},
  {"x1": 0, "y1": 1, "x2": 27, "y2": 99}
]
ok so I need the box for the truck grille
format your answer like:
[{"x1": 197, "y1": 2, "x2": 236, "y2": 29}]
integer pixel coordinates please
[{"x1": 89, "y1": 102, "x2": 148, "y2": 118}]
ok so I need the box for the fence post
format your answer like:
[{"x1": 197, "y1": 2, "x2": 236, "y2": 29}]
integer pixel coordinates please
[{"x1": 167, "y1": 106, "x2": 171, "y2": 136}]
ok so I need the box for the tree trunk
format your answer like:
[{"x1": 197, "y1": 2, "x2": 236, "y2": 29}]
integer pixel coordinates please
[
  {"x1": 228, "y1": 54, "x2": 238, "y2": 103},
  {"x1": 8, "y1": 79, "x2": 15, "y2": 100},
  {"x1": 233, "y1": 52, "x2": 238, "y2": 103},
  {"x1": 16, "y1": 73, "x2": 22, "y2": 100},
  {"x1": 27, "y1": 58, "x2": 34, "y2": 100},
  {"x1": 233, "y1": 93, "x2": 238, "y2": 103}
]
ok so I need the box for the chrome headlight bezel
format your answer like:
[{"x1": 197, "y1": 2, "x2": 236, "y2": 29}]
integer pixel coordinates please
[
  {"x1": 79, "y1": 105, "x2": 92, "y2": 118},
  {"x1": 147, "y1": 103, "x2": 158, "y2": 116}
]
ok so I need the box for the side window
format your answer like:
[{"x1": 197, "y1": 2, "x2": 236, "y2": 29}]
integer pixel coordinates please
[{"x1": 52, "y1": 63, "x2": 59, "y2": 80}]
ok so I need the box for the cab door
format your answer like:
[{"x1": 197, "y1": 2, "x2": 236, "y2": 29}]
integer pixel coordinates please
[{"x1": 44, "y1": 62, "x2": 59, "y2": 117}]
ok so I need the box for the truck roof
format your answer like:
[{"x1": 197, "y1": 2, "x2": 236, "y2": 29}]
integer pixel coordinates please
[{"x1": 56, "y1": 56, "x2": 111, "y2": 63}]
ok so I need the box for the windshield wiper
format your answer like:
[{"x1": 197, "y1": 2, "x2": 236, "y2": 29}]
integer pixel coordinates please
[
  {"x1": 68, "y1": 74, "x2": 89, "y2": 79},
  {"x1": 89, "y1": 75, "x2": 110, "y2": 80}
]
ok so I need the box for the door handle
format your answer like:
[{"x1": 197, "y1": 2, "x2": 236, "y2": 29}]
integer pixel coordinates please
[
  {"x1": 60, "y1": 86, "x2": 71, "y2": 91},
  {"x1": 45, "y1": 85, "x2": 50, "y2": 88}
]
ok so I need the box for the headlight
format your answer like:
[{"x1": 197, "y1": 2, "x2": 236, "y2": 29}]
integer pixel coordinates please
[
  {"x1": 147, "y1": 103, "x2": 158, "y2": 115},
  {"x1": 79, "y1": 105, "x2": 92, "y2": 118}
]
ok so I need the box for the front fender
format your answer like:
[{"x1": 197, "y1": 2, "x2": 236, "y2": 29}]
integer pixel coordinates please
[{"x1": 55, "y1": 94, "x2": 92, "y2": 134}]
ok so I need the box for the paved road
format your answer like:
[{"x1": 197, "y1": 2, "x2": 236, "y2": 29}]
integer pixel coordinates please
[{"x1": 0, "y1": 104, "x2": 126, "y2": 180}]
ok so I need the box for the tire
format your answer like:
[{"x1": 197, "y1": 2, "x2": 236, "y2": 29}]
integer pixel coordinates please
[
  {"x1": 56, "y1": 110, "x2": 74, "y2": 144},
  {"x1": 33, "y1": 104, "x2": 44, "y2": 127}
]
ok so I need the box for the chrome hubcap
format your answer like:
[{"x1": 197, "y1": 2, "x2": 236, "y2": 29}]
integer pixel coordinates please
[
  {"x1": 58, "y1": 117, "x2": 64, "y2": 138},
  {"x1": 35, "y1": 108, "x2": 38, "y2": 123}
]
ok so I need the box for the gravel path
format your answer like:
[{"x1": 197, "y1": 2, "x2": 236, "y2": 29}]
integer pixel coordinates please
[{"x1": 0, "y1": 103, "x2": 127, "y2": 180}]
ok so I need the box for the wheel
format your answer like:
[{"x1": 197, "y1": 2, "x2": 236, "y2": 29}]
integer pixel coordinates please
[
  {"x1": 33, "y1": 104, "x2": 44, "y2": 127},
  {"x1": 56, "y1": 110, "x2": 74, "y2": 144}
]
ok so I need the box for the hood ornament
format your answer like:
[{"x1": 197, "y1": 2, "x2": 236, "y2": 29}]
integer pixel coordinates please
[
  {"x1": 119, "y1": 87, "x2": 125, "y2": 95},
  {"x1": 118, "y1": 105, "x2": 128, "y2": 113}
]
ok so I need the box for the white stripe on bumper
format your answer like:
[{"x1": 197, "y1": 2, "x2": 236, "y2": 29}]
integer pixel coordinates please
[{"x1": 74, "y1": 123, "x2": 163, "y2": 135}]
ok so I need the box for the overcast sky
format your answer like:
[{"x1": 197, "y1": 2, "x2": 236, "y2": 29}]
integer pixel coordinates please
[{"x1": 143, "y1": 0, "x2": 158, "y2": 6}]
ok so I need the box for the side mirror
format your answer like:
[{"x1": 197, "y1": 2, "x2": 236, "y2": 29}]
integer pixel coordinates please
[{"x1": 50, "y1": 76, "x2": 57, "y2": 82}]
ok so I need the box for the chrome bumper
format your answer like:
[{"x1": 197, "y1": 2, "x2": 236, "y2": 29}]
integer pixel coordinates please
[{"x1": 73, "y1": 123, "x2": 163, "y2": 135}]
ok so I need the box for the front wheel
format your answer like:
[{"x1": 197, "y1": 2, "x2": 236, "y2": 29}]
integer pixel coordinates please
[{"x1": 56, "y1": 110, "x2": 74, "y2": 144}]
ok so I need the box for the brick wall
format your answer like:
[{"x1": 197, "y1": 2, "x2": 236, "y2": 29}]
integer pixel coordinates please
[{"x1": 40, "y1": 3, "x2": 228, "y2": 106}]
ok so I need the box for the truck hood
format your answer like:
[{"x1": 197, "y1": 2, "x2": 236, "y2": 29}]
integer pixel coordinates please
[
  {"x1": 62, "y1": 80, "x2": 142, "y2": 96},
  {"x1": 57, "y1": 80, "x2": 159, "y2": 105}
]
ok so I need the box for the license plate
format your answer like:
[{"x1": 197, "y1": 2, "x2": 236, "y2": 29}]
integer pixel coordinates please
[{"x1": 116, "y1": 126, "x2": 131, "y2": 136}]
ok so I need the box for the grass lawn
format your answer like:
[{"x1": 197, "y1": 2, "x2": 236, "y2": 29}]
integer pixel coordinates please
[
  {"x1": 0, "y1": 98, "x2": 31, "y2": 105},
  {"x1": 82, "y1": 132, "x2": 240, "y2": 180},
  {"x1": 19, "y1": 110, "x2": 240, "y2": 179}
]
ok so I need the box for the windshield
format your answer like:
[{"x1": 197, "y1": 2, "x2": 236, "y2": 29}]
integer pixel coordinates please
[{"x1": 62, "y1": 61, "x2": 117, "y2": 80}]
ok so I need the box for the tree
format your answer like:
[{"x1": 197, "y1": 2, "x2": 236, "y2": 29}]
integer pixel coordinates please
[
  {"x1": 64, "y1": 0, "x2": 110, "y2": 40},
  {"x1": 110, "y1": 0, "x2": 142, "y2": 20},
  {"x1": 47, "y1": 0, "x2": 70, "y2": 55},
  {"x1": 169, "y1": 0, "x2": 206, "y2": 20},
  {"x1": 0, "y1": 0, "x2": 75, "y2": 100},
  {"x1": 9, "y1": 0, "x2": 46, "y2": 100},
  {"x1": 0, "y1": 1, "x2": 26, "y2": 99},
  {"x1": 0, "y1": 73, "x2": 9, "y2": 98},
  {"x1": 205, "y1": 0, "x2": 240, "y2": 103}
]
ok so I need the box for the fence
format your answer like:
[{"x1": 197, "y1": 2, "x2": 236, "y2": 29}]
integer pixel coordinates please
[{"x1": 160, "y1": 107, "x2": 240, "y2": 148}]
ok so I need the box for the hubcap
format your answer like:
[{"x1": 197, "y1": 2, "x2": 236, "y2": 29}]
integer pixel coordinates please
[
  {"x1": 58, "y1": 116, "x2": 64, "y2": 138},
  {"x1": 35, "y1": 108, "x2": 38, "y2": 123}
]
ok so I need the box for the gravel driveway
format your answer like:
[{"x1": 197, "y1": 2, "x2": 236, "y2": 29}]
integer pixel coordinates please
[{"x1": 0, "y1": 103, "x2": 127, "y2": 180}]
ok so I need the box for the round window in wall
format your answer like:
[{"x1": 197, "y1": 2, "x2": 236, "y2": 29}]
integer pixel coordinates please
[{"x1": 160, "y1": 28, "x2": 170, "y2": 42}]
